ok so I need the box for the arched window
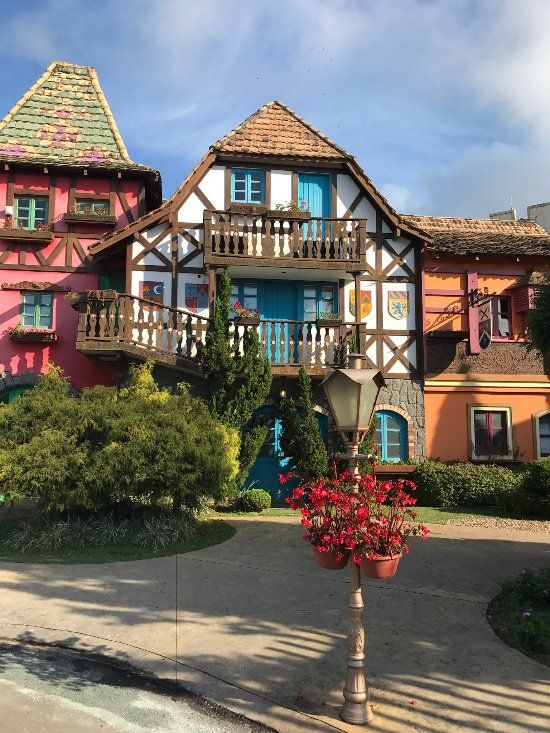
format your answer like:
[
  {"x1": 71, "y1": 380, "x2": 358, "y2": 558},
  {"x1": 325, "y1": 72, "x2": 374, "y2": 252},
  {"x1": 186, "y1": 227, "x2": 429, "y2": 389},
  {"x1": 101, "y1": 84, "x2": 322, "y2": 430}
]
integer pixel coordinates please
[
  {"x1": 535, "y1": 412, "x2": 550, "y2": 459},
  {"x1": 374, "y1": 409, "x2": 408, "y2": 463}
]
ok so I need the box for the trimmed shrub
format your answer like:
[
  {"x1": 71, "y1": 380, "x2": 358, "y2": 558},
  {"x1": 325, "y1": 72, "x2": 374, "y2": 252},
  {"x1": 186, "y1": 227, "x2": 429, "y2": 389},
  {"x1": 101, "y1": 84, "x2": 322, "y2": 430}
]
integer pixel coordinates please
[
  {"x1": 505, "y1": 459, "x2": 550, "y2": 518},
  {"x1": 415, "y1": 460, "x2": 521, "y2": 508},
  {"x1": 237, "y1": 488, "x2": 272, "y2": 512},
  {"x1": 0, "y1": 362, "x2": 239, "y2": 513}
]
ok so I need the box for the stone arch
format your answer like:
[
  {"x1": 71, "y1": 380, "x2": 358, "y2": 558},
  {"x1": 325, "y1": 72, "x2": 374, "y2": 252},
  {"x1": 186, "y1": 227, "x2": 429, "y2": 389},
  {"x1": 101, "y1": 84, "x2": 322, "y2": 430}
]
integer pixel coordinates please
[{"x1": 374, "y1": 402, "x2": 415, "y2": 461}]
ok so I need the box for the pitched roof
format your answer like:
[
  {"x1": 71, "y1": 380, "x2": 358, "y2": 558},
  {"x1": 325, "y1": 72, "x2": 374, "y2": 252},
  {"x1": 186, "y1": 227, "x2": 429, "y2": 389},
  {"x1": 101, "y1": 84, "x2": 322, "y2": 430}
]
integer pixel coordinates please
[
  {"x1": 401, "y1": 215, "x2": 550, "y2": 256},
  {"x1": 212, "y1": 101, "x2": 349, "y2": 160},
  {"x1": 0, "y1": 61, "x2": 155, "y2": 173}
]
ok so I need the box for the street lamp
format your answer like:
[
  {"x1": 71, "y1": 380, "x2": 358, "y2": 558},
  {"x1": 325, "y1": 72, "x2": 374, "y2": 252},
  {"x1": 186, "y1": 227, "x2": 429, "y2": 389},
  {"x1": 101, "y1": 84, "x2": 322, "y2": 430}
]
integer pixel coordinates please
[{"x1": 321, "y1": 354, "x2": 384, "y2": 725}]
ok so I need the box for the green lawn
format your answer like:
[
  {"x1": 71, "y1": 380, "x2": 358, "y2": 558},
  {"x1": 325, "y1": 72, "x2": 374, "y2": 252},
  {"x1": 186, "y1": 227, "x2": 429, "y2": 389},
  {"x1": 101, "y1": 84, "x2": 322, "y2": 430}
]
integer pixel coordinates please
[
  {"x1": 213, "y1": 505, "x2": 510, "y2": 524},
  {"x1": 487, "y1": 569, "x2": 550, "y2": 666},
  {"x1": 0, "y1": 518, "x2": 234, "y2": 564}
]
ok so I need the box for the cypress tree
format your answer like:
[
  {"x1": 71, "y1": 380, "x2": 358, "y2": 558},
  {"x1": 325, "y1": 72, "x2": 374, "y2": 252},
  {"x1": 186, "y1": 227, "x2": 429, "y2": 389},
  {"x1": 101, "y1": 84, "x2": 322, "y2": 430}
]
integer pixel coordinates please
[
  {"x1": 279, "y1": 367, "x2": 328, "y2": 479},
  {"x1": 197, "y1": 270, "x2": 272, "y2": 486}
]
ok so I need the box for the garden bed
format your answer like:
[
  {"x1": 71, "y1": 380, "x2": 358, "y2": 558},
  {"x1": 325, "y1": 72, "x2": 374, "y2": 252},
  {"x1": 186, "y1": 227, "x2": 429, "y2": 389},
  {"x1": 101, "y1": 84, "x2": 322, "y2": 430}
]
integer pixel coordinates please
[
  {"x1": 0, "y1": 513, "x2": 234, "y2": 564},
  {"x1": 487, "y1": 569, "x2": 550, "y2": 666}
]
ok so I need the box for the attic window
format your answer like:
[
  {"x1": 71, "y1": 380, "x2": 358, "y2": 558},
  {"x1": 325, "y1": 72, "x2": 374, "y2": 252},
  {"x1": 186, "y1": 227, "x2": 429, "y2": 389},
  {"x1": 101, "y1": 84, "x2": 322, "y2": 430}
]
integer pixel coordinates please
[
  {"x1": 75, "y1": 199, "x2": 110, "y2": 215},
  {"x1": 231, "y1": 169, "x2": 265, "y2": 204}
]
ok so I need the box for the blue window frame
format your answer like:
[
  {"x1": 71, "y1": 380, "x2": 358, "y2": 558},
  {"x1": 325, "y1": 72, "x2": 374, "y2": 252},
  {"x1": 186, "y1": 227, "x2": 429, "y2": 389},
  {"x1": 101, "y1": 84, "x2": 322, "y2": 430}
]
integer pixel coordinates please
[
  {"x1": 231, "y1": 168, "x2": 265, "y2": 204},
  {"x1": 303, "y1": 284, "x2": 336, "y2": 320},
  {"x1": 375, "y1": 410, "x2": 408, "y2": 463}
]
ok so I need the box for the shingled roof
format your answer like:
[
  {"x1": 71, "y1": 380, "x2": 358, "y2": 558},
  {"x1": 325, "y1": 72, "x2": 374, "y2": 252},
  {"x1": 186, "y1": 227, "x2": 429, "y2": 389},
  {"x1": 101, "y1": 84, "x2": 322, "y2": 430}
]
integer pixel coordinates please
[
  {"x1": 212, "y1": 101, "x2": 350, "y2": 160},
  {"x1": 0, "y1": 61, "x2": 155, "y2": 173},
  {"x1": 401, "y1": 215, "x2": 550, "y2": 256}
]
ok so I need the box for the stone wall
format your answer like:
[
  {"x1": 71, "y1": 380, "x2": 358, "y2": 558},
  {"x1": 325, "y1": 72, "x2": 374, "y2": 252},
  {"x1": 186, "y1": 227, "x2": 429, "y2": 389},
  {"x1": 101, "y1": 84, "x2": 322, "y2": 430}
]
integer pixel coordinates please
[{"x1": 375, "y1": 378, "x2": 425, "y2": 461}]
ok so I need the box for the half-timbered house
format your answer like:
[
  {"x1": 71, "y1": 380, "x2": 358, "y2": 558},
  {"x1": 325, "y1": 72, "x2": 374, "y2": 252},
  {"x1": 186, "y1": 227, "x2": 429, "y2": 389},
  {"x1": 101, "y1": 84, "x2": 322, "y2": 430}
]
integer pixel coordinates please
[
  {"x1": 403, "y1": 215, "x2": 550, "y2": 463},
  {"x1": 0, "y1": 62, "x2": 160, "y2": 400},
  {"x1": 79, "y1": 102, "x2": 429, "y2": 488}
]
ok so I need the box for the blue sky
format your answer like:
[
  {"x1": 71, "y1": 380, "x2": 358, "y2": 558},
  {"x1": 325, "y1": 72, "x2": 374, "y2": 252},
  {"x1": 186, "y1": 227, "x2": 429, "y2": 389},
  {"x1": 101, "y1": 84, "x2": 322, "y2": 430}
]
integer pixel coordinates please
[{"x1": 1, "y1": 0, "x2": 549, "y2": 218}]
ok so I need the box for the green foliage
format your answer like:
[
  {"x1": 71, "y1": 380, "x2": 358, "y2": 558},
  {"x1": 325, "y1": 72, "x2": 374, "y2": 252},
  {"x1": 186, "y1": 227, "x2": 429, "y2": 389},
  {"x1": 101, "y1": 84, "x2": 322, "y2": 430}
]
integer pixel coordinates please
[
  {"x1": 279, "y1": 367, "x2": 328, "y2": 479},
  {"x1": 237, "y1": 424, "x2": 269, "y2": 487},
  {"x1": 197, "y1": 270, "x2": 271, "y2": 427},
  {"x1": 197, "y1": 270, "x2": 272, "y2": 485},
  {"x1": 415, "y1": 460, "x2": 521, "y2": 508},
  {"x1": 527, "y1": 279, "x2": 550, "y2": 356},
  {"x1": 505, "y1": 459, "x2": 550, "y2": 518},
  {"x1": 488, "y1": 568, "x2": 550, "y2": 665},
  {"x1": 0, "y1": 362, "x2": 239, "y2": 513},
  {"x1": 6, "y1": 513, "x2": 197, "y2": 553},
  {"x1": 237, "y1": 488, "x2": 272, "y2": 512}
]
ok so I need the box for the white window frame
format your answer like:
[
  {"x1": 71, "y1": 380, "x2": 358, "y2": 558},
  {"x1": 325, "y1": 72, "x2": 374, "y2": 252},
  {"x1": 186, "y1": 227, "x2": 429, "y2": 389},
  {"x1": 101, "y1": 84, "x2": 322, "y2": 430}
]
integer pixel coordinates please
[
  {"x1": 533, "y1": 409, "x2": 550, "y2": 460},
  {"x1": 468, "y1": 405, "x2": 514, "y2": 461}
]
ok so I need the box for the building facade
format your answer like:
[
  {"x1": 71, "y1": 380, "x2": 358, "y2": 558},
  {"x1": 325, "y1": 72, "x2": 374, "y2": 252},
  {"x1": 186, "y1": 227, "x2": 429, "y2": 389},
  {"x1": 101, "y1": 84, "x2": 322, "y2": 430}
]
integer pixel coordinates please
[
  {"x1": 0, "y1": 62, "x2": 160, "y2": 401},
  {"x1": 1, "y1": 66, "x2": 549, "y2": 492}
]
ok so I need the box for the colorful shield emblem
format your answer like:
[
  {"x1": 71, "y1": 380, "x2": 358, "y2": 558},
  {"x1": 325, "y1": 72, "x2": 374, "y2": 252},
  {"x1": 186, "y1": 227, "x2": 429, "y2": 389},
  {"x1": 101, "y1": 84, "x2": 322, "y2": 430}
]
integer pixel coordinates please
[
  {"x1": 349, "y1": 289, "x2": 372, "y2": 319},
  {"x1": 140, "y1": 281, "x2": 164, "y2": 304},
  {"x1": 388, "y1": 291, "x2": 409, "y2": 320}
]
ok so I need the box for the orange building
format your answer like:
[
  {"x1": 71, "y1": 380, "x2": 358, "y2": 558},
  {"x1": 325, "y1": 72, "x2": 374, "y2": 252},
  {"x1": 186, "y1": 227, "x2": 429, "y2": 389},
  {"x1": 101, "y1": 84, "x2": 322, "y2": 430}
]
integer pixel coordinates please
[{"x1": 403, "y1": 216, "x2": 550, "y2": 463}]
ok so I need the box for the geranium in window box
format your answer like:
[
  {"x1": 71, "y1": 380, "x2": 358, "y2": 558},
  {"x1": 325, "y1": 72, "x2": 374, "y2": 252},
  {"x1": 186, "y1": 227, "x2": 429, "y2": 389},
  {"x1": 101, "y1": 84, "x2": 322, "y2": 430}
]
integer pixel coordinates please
[
  {"x1": 317, "y1": 311, "x2": 343, "y2": 328},
  {"x1": 7, "y1": 326, "x2": 57, "y2": 343},
  {"x1": 64, "y1": 211, "x2": 116, "y2": 226},
  {"x1": 0, "y1": 221, "x2": 53, "y2": 243},
  {"x1": 267, "y1": 200, "x2": 311, "y2": 221},
  {"x1": 233, "y1": 301, "x2": 261, "y2": 326}
]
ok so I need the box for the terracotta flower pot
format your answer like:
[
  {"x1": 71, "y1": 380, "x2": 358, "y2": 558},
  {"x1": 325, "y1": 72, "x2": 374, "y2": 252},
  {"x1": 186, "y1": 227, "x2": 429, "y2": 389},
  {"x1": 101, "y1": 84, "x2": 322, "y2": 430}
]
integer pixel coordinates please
[
  {"x1": 313, "y1": 548, "x2": 350, "y2": 570},
  {"x1": 360, "y1": 553, "x2": 401, "y2": 579}
]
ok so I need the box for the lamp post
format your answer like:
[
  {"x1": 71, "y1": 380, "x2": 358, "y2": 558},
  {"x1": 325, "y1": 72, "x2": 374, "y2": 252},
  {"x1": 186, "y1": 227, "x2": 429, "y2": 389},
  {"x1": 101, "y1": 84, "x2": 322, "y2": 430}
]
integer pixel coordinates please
[{"x1": 321, "y1": 353, "x2": 384, "y2": 725}]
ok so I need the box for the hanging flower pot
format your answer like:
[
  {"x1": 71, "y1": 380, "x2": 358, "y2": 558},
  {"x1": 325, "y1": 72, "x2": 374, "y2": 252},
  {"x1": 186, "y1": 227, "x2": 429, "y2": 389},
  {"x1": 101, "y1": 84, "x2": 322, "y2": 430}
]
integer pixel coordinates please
[
  {"x1": 313, "y1": 548, "x2": 350, "y2": 570},
  {"x1": 360, "y1": 553, "x2": 401, "y2": 579}
]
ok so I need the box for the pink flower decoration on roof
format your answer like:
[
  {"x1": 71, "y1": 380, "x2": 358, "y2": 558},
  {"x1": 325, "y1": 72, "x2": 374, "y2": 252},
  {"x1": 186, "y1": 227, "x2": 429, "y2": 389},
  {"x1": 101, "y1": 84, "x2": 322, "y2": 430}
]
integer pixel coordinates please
[
  {"x1": 80, "y1": 148, "x2": 109, "y2": 163},
  {"x1": 0, "y1": 143, "x2": 28, "y2": 157},
  {"x1": 55, "y1": 107, "x2": 72, "y2": 119}
]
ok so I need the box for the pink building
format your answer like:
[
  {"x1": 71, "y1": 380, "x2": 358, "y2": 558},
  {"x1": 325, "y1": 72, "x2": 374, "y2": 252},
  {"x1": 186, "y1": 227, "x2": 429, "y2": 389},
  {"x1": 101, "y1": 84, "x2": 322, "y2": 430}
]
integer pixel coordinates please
[{"x1": 0, "y1": 62, "x2": 160, "y2": 401}]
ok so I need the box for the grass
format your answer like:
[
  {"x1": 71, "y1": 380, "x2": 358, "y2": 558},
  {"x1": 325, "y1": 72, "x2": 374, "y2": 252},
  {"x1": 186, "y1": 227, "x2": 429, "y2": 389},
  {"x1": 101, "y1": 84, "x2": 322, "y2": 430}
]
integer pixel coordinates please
[
  {"x1": 214, "y1": 505, "x2": 516, "y2": 524},
  {"x1": 0, "y1": 518, "x2": 235, "y2": 565},
  {"x1": 487, "y1": 569, "x2": 550, "y2": 666}
]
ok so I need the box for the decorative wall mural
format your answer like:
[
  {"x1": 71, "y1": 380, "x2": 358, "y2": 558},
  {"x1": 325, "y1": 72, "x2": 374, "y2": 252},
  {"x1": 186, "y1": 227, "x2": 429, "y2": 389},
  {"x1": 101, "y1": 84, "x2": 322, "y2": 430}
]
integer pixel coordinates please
[
  {"x1": 185, "y1": 283, "x2": 209, "y2": 313},
  {"x1": 388, "y1": 291, "x2": 409, "y2": 320},
  {"x1": 140, "y1": 281, "x2": 164, "y2": 304},
  {"x1": 349, "y1": 288, "x2": 372, "y2": 319}
]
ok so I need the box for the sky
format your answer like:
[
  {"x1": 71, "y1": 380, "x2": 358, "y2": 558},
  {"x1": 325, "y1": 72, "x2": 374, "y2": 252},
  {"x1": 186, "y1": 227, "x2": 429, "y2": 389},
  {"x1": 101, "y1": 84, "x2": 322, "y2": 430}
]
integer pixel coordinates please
[{"x1": 0, "y1": 0, "x2": 549, "y2": 218}]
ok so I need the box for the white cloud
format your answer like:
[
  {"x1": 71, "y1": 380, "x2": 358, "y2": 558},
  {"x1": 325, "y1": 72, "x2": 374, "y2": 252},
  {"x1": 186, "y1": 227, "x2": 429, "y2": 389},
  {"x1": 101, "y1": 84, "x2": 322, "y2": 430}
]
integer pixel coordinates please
[{"x1": 1, "y1": 0, "x2": 549, "y2": 213}]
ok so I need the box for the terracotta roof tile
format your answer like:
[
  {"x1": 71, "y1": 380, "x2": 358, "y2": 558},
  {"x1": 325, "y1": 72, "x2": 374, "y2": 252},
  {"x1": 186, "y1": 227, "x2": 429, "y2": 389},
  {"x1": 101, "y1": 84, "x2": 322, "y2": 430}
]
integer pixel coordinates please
[
  {"x1": 212, "y1": 101, "x2": 349, "y2": 160},
  {"x1": 401, "y1": 215, "x2": 550, "y2": 256}
]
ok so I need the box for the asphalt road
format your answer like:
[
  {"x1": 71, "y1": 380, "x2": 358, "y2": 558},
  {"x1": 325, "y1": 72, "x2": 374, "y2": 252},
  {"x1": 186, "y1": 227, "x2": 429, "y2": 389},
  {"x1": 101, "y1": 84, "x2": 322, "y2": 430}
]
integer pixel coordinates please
[{"x1": 0, "y1": 642, "x2": 269, "y2": 733}]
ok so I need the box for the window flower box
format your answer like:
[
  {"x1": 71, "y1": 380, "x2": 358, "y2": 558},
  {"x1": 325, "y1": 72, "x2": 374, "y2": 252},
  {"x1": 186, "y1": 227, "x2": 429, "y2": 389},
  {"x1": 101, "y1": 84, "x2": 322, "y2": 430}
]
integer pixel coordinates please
[
  {"x1": 227, "y1": 203, "x2": 267, "y2": 216},
  {"x1": 0, "y1": 228, "x2": 54, "y2": 244},
  {"x1": 317, "y1": 311, "x2": 343, "y2": 328},
  {"x1": 235, "y1": 316, "x2": 261, "y2": 326},
  {"x1": 267, "y1": 208, "x2": 311, "y2": 221},
  {"x1": 8, "y1": 327, "x2": 57, "y2": 343},
  {"x1": 233, "y1": 301, "x2": 260, "y2": 326},
  {"x1": 63, "y1": 212, "x2": 116, "y2": 226}
]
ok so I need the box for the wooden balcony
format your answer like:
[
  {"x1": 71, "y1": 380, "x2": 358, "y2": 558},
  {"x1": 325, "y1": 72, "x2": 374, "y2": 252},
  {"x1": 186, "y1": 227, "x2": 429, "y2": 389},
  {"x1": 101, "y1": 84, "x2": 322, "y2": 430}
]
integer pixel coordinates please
[
  {"x1": 74, "y1": 292, "x2": 362, "y2": 374},
  {"x1": 203, "y1": 210, "x2": 366, "y2": 269}
]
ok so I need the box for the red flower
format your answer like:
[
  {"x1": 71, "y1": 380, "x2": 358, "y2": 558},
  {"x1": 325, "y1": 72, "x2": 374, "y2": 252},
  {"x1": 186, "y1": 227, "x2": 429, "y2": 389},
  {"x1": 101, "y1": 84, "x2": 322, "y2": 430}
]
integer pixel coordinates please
[{"x1": 278, "y1": 471, "x2": 294, "y2": 485}]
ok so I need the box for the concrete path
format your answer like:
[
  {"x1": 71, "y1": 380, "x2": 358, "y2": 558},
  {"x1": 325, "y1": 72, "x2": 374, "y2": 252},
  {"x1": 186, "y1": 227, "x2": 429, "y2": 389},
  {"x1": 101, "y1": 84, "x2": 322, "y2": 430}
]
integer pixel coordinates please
[{"x1": 0, "y1": 518, "x2": 548, "y2": 732}]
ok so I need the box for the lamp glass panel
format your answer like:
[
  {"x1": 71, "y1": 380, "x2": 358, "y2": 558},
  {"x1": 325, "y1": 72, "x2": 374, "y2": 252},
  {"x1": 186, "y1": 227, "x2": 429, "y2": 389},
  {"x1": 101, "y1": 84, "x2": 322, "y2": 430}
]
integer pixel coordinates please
[
  {"x1": 357, "y1": 379, "x2": 381, "y2": 430},
  {"x1": 325, "y1": 373, "x2": 360, "y2": 429}
]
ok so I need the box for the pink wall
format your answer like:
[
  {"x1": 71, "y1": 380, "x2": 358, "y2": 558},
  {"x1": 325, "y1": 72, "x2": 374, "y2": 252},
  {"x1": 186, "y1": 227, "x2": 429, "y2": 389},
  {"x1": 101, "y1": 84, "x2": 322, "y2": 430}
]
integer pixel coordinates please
[{"x1": 0, "y1": 168, "x2": 143, "y2": 391}]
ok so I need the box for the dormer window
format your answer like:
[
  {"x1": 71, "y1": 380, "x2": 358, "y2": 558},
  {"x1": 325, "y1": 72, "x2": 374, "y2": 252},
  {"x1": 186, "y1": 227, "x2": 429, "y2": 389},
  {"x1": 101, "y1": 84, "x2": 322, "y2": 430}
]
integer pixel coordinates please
[
  {"x1": 231, "y1": 169, "x2": 265, "y2": 204},
  {"x1": 14, "y1": 195, "x2": 48, "y2": 230}
]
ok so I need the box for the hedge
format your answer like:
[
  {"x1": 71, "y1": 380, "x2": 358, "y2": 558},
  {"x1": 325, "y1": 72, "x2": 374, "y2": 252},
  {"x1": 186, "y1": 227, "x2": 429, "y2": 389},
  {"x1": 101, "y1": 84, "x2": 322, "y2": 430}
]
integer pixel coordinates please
[
  {"x1": 415, "y1": 461, "x2": 522, "y2": 508},
  {"x1": 504, "y1": 459, "x2": 550, "y2": 518},
  {"x1": 237, "y1": 488, "x2": 272, "y2": 512}
]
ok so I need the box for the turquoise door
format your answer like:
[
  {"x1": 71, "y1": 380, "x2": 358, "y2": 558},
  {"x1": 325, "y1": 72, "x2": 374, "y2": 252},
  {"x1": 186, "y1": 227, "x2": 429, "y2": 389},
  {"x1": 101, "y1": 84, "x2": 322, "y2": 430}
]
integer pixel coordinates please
[
  {"x1": 298, "y1": 173, "x2": 330, "y2": 243},
  {"x1": 247, "y1": 405, "x2": 328, "y2": 503},
  {"x1": 298, "y1": 174, "x2": 330, "y2": 218},
  {"x1": 259, "y1": 281, "x2": 299, "y2": 363}
]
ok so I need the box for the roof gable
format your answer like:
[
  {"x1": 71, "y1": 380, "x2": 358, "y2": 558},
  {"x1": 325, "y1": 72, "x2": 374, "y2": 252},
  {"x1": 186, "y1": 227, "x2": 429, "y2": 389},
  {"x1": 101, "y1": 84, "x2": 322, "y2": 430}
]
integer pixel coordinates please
[
  {"x1": 0, "y1": 61, "x2": 150, "y2": 171},
  {"x1": 212, "y1": 101, "x2": 349, "y2": 160}
]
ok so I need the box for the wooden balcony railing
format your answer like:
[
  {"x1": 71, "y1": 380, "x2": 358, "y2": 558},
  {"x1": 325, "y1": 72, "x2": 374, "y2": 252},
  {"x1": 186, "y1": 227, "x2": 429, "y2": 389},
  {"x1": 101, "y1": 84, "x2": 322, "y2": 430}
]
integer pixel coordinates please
[
  {"x1": 75, "y1": 292, "x2": 363, "y2": 373},
  {"x1": 203, "y1": 210, "x2": 366, "y2": 268}
]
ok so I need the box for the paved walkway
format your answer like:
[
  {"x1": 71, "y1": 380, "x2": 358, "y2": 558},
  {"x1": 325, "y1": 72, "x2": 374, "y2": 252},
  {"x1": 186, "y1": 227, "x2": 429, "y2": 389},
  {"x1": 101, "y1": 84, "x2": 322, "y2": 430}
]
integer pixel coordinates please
[{"x1": 0, "y1": 518, "x2": 548, "y2": 732}]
